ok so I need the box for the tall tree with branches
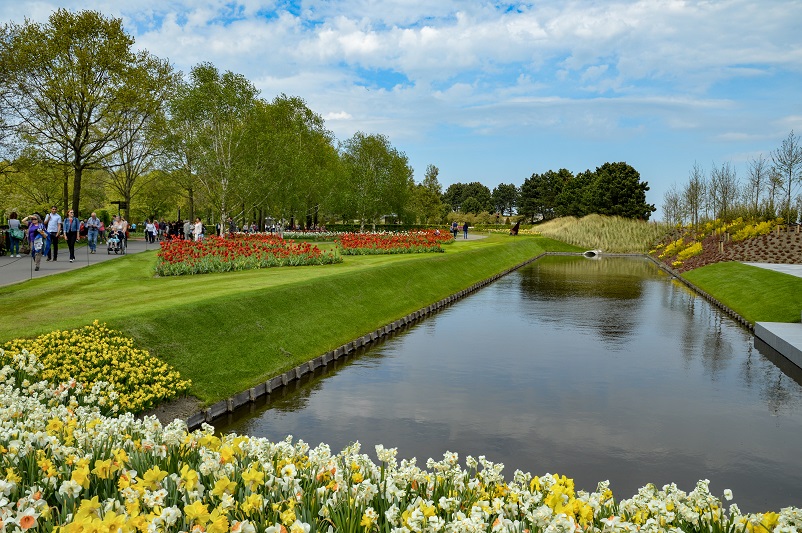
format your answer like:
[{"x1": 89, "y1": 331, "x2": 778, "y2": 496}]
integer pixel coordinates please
[{"x1": 0, "y1": 9, "x2": 175, "y2": 216}]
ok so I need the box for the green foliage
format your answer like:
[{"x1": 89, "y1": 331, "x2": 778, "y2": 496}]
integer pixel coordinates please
[
  {"x1": 519, "y1": 163, "x2": 656, "y2": 222},
  {"x1": 519, "y1": 169, "x2": 570, "y2": 221},
  {"x1": 0, "y1": 9, "x2": 177, "y2": 216},
  {"x1": 442, "y1": 182, "x2": 493, "y2": 213},
  {"x1": 492, "y1": 183, "x2": 518, "y2": 215},
  {"x1": 340, "y1": 132, "x2": 413, "y2": 230}
]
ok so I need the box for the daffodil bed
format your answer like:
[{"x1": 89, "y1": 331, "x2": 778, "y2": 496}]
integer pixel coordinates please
[
  {"x1": 1, "y1": 322, "x2": 191, "y2": 413},
  {"x1": 1, "y1": 351, "x2": 800, "y2": 533}
]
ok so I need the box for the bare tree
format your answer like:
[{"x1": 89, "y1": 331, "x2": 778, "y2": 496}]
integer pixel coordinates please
[
  {"x1": 771, "y1": 130, "x2": 802, "y2": 225},
  {"x1": 709, "y1": 161, "x2": 739, "y2": 222},
  {"x1": 683, "y1": 162, "x2": 706, "y2": 230},
  {"x1": 661, "y1": 184, "x2": 684, "y2": 226},
  {"x1": 745, "y1": 154, "x2": 769, "y2": 220}
]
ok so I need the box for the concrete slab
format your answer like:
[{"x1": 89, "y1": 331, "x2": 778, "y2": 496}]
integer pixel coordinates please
[
  {"x1": 743, "y1": 262, "x2": 802, "y2": 278},
  {"x1": 755, "y1": 322, "x2": 802, "y2": 370}
]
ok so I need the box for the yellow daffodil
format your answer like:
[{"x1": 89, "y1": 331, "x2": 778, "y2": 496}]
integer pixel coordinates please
[
  {"x1": 184, "y1": 501, "x2": 210, "y2": 526},
  {"x1": 211, "y1": 476, "x2": 237, "y2": 498}
]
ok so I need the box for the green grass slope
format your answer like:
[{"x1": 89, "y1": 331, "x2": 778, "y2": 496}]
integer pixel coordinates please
[{"x1": 684, "y1": 261, "x2": 802, "y2": 324}]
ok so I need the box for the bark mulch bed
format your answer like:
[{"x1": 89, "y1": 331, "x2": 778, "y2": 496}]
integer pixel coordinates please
[{"x1": 655, "y1": 229, "x2": 802, "y2": 273}]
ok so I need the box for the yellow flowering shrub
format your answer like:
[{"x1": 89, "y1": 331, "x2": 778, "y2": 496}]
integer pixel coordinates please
[
  {"x1": 732, "y1": 220, "x2": 777, "y2": 242},
  {"x1": 1, "y1": 321, "x2": 191, "y2": 413},
  {"x1": 659, "y1": 237, "x2": 685, "y2": 258},
  {"x1": 677, "y1": 241, "x2": 703, "y2": 261}
]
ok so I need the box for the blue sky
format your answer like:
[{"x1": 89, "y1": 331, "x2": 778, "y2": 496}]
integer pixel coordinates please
[{"x1": 6, "y1": 0, "x2": 802, "y2": 220}]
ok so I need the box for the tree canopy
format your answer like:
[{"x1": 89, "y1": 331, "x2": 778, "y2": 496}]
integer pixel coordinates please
[{"x1": 0, "y1": 9, "x2": 176, "y2": 215}]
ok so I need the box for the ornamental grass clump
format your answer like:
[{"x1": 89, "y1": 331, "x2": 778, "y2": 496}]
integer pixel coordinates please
[
  {"x1": 155, "y1": 234, "x2": 341, "y2": 276},
  {"x1": 1, "y1": 356, "x2": 800, "y2": 533},
  {"x1": 337, "y1": 230, "x2": 454, "y2": 255},
  {"x1": 1, "y1": 321, "x2": 191, "y2": 413},
  {"x1": 525, "y1": 215, "x2": 670, "y2": 253}
]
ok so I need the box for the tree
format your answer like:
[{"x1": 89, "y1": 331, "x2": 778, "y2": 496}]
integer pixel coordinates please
[
  {"x1": 442, "y1": 183, "x2": 466, "y2": 212},
  {"x1": 683, "y1": 162, "x2": 706, "y2": 231},
  {"x1": 662, "y1": 184, "x2": 684, "y2": 227},
  {"x1": 745, "y1": 154, "x2": 769, "y2": 221},
  {"x1": 442, "y1": 182, "x2": 492, "y2": 213},
  {"x1": 245, "y1": 95, "x2": 339, "y2": 229},
  {"x1": 771, "y1": 130, "x2": 802, "y2": 225},
  {"x1": 708, "y1": 161, "x2": 739, "y2": 222},
  {"x1": 0, "y1": 9, "x2": 175, "y2": 216},
  {"x1": 340, "y1": 132, "x2": 413, "y2": 230},
  {"x1": 585, "y1": 162, "x2": 655, "y2": 219},
  {"x1": 185, "y1": 62, "x2": 259, "y2": 232},
  {"x1": 492, "y1": 183, "x2": 518, "y2": 215},
  {"x1": 461, "y1": 196, "x2": 482, "y2": 214},
  {"x1": 103, "y1": 80, "x2": 175, "y2": 222},
  {"x1": 411, "y1": 164, "x2": 445, "y2": 224},
  {"x1": 518, "y1": 169, "x2": 569, "y2": 222},
  {"x1": 555, "y1": 170, "x2": 594, "y2": 217}
]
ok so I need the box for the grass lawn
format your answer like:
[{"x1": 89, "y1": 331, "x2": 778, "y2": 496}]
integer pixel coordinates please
[
  {"x1": 0, "y1": 234, "x2": 580, "y2": 404},
  {"x1": 684, "y1": 261, "x2": 802, "y2": 324}
]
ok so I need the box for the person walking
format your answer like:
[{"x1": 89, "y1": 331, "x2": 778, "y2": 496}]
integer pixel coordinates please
[
  {"x1": 63, "y1": 209, "x2": 80, "y2": 262},
  {"x1": 193, "y1": 217, "x2": 203, "y2": 241},
  {"x1": 7, "y1": 212, "x2": 23, "y2": 257},
  {"x1": 27, "y1": 214, "x2": 48, "y2": 271},
  {"x1": 145, "y1": 219, "x2": 156, "y2": 243},
  {"x1": 451, "y1": 221, "x2": 458, "y2": 238},
  {"x1": 463, "y1": 221, "x2": 469, "y2": 239},
  {"x1": 44, "y1": 206, "x2": 62, "y2": 261},
  {"x1": 86, "y1": 212, "x2": 101, "y2": 253}
]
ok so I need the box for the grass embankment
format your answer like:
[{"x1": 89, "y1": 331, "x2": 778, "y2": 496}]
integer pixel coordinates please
[
  {"x1": 0, "y1": 234, "x2": 581, "y2": 404},
  {"x1": 684, "y1": 262, "x2": 802, "y2": 324},
  {"x1": 530, "y1": 214, "x2": 670, "y2": 253}
]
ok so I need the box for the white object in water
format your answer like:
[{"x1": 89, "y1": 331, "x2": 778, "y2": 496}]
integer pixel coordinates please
[{"x1": 583, "y1": 249, "x2": 602, "y2": 258}]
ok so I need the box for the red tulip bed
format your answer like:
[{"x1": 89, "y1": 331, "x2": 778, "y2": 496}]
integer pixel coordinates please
[
  {"x1": 336, "y1": 230, "x2": 454, "y2": 255},
  {"x1": 155, "y1": 234, "x2": 341, "y2": 276}
]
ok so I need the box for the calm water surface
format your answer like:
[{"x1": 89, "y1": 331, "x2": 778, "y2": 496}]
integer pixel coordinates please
[{"x1": 217, "y1": 256, "x2": 802, "y2": 511}]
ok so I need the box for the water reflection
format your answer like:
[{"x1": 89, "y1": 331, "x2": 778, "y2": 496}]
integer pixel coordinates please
[{"x1": 217, "y1": 256, "x2": 802, "y2": 512}]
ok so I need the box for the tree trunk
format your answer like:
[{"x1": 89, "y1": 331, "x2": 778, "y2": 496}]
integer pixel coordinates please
[
  {"x1": 72, "y1": 166, "x2": 83, "y2": 217},
  {"x1": 63, "y1": 166, "x2": 70, "y2": 215},
  {"x1": 188, "y1": 186, "x2": 195, "y2": 223},
  {"x1": 125, "y1": 193, "x2": 132, "y2": 224}
]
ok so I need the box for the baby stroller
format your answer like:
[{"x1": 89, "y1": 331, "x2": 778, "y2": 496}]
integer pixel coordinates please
[{"x1": 107, "y1": 231, "x2": 126, "y2": 254}]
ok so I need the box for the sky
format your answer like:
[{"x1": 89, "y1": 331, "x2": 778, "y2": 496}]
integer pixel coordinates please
[{"x1": 5, "y1": 0, "x2": 802, "y2": 220}]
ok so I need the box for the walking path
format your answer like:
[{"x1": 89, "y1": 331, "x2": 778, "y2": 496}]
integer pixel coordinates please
[
  {"x1": 743, "y1": 262, "x2": 802, "y2": 278},
  {"x1": 0, "y1": 238, "x2": 154, "y2": 287},
  {"x1": 743, "y1": 262, "x2": 802, "y2": 370}
]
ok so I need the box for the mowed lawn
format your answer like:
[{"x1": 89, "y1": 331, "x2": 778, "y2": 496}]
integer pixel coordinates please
[
  {"x1": 0, "y1": 234, "x2": 580, "y2": 403},
  {"x1": 684, "y1": 261, "x2": 802, "y2": 324}
]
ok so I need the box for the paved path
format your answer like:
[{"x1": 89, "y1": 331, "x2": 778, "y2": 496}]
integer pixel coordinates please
[
  {"x1": 0, "y1": 238, "x2": 154, "y2": 287},
  {"x1": 743, "y1": 262, "x2": 802, "y2": 279}
]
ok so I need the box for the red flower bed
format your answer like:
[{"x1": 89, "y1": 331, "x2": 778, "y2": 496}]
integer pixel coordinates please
[
  {"x1": 155, "y1": 234, "x2": 341, "y2": 276},
  {"x1": 336, "y1": 230, "x2": 454, "y2": 255}
]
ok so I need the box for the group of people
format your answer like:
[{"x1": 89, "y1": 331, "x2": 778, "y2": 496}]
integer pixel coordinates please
[
  {"x1": 451, "y1": 221, "x2": 470, "y2": 239},
  {"x1": 143, "y1": 219, "x2": 174, "y2": 243},
  {"x1": 2, "y1": 208, "x2": 127, "y2": 269}
]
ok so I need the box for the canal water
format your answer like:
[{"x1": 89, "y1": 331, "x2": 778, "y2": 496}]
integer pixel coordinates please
[{"x1": 216, "y1": 255, "x2": 802, "y2": 511}]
